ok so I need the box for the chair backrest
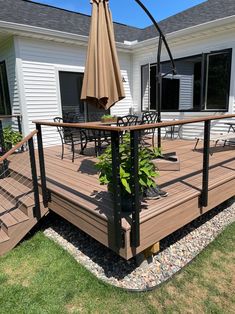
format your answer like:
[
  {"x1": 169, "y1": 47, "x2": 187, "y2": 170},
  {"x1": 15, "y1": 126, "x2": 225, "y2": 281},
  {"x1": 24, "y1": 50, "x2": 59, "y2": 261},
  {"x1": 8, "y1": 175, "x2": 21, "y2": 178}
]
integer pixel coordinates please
[
  {"x1": 54, "y1": 117, "x2": 63, "y2": 134},
  {"x1": 54, "y1": 117, "x2": 71, "y2": 143},
  {"x1": 117, "y1": 115, "x2": 139, "y2": 127},
  {"x1": 141, "y1": 111, "x2": 158, "y2": 125}
]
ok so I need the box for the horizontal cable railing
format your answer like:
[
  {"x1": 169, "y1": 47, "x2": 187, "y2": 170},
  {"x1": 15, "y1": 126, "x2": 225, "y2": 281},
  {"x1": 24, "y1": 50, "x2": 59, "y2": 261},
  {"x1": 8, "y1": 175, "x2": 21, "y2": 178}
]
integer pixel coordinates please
[
  {"x1": 0, "y1": 130, "x2": 41, "y2": 226},
  {"x1": 33, "y1": 114, "x2": 235, "y2": 250}
]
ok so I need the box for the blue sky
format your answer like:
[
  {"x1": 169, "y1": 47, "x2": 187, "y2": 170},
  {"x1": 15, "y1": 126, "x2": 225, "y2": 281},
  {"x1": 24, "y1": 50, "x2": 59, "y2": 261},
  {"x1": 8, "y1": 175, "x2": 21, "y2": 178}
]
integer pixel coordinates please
[{"x1": 33, "y1": 0, "x2": 206, "y2": 28}]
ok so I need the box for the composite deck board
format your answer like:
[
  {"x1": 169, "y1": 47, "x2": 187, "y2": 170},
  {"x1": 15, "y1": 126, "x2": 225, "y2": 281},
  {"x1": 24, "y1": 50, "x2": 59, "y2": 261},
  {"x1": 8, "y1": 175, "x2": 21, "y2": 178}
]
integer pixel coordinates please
[{"x1": 6, "y1": 138, "x2": 235, "y2": 259}]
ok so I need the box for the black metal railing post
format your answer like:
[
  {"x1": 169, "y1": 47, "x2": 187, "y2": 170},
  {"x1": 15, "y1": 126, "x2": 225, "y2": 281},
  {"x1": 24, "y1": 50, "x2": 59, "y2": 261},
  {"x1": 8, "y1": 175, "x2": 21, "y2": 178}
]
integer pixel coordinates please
[
  {"x1": 17, "y1": 115, "x2": 22, "y2": 134},
  {"x1": 36, "y1": 123, "x2": 49, "y2": 207},
  {"x1": 16, "y1": 115, "x2": 24, "y2": 152},
  {"x1": 111, "y1": 130, "x2": 122, "y2": 249},
  {"x1": 0, "y1": 119, "x2": 4, "y2": 156},
  {"x1": 130, "y1": 130, "x2": 140, "y2": 247},
  {"x1": 0, "y1": 119, "x2": 9, "y2": 179},
  {"x1": 28, "y1": 137, "x2": 41, "y2": 219},
  {"x1": 201, "y1": 120, "x2": 211, "y2": 207}
]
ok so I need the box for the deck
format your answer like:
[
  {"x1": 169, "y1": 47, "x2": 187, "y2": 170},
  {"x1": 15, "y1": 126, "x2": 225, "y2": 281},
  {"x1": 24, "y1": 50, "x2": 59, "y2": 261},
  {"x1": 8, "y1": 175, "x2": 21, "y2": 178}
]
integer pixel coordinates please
[{"x1": 8, "y1": 138, "x2": 235, "y2": 259}]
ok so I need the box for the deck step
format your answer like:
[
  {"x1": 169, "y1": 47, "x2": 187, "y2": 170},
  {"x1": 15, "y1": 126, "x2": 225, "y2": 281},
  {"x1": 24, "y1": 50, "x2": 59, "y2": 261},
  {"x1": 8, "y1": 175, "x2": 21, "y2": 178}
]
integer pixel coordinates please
[
  {"x1": 0, "y1": 196, "x2": 16, "y2": 214},
  {"x1": 0, "y1": 177, "x2": 36, "y2": 208},
  {"x1": 0, "y1": 229, "x2": 9, "y2": 243},
  {"x1": 0, "y1": 209, "x2": 29, "y2": 228}
]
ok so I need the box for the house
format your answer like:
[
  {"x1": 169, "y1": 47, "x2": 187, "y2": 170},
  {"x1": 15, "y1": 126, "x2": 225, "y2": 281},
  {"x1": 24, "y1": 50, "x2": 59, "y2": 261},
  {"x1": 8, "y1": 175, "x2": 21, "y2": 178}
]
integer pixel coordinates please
[{"x1": 0, "y1": 0, "x2": 235, "y2": 145}]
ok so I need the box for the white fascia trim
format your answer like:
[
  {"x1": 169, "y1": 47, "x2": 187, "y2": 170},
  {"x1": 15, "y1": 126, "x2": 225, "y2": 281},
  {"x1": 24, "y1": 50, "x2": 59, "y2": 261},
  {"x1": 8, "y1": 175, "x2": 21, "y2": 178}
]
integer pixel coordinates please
[
  {"x1": 0, "y1": 20, "x2": 131, "y2": 52},
  {"x1": 132, "y1": 15, "x2": 235, "y2": 51}
]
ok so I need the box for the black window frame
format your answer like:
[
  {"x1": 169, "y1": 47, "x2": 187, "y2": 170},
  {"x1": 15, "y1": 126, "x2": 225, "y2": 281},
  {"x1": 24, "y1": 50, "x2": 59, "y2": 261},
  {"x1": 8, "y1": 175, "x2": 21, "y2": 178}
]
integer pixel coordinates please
[
  {"x1": 0, "y1": 61, "x2": 11, "y2": 115},
  {"x1": 141, "y1": 48, "x2": 232, "y2": 113}
]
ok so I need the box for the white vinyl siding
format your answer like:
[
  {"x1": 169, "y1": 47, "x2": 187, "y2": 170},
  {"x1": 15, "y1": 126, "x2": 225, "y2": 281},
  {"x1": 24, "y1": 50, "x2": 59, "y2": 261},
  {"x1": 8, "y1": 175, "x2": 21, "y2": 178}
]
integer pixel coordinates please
[{"x1": 17, "y1": 37, "x2": 133, "y2": 145}]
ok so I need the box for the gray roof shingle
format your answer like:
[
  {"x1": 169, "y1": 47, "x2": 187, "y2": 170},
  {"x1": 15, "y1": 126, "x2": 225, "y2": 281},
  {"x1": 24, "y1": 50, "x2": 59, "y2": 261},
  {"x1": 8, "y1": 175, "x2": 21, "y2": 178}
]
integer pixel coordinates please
[
  {"x1": 141, "y1": 0, "x2": 235, "y2": 41},
  {"x1": 0, "y1": 0, "x2": 234, "y2": 43}
]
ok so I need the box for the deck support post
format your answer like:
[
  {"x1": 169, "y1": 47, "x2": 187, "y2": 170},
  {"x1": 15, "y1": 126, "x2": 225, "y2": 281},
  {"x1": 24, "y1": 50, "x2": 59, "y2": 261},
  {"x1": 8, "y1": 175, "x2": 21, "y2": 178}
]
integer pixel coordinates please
[
  {"x1": 28, "y1": 137, "x2": 41, "y2": 219},
  {"x1": 201, "y1": 120, "x2": 211, "y2": 207},
  {"x1": 36, "y1": 123, "x2": 49, "y2": 207},
  {"x1": 111, "y1": 131, "x2": 122, "y2": 249},
  {"x1": 130, "y1": 130, "x2": 140, "y2": 248}
]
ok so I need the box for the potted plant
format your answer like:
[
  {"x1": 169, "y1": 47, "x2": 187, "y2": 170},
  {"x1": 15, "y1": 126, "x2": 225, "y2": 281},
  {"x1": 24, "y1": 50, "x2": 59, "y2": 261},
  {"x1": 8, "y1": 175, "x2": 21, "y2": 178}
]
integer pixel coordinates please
[
  {"x1": 100, "y1": 114, "x2": 117, "y2": 123},
  {"x1": 96, "y1": 133, "x2": 158, "y2": 212},
  {"x1": 2, "y1": 126, "x2": 23, "y2": 152}
]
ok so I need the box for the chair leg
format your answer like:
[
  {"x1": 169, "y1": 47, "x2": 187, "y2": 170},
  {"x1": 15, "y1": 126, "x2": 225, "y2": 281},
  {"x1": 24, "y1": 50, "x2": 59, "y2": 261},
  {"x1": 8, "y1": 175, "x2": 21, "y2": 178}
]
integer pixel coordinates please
[
  {"x1": 72, "y1": 140, "x2": 75, "y2": 163},
  {"x1": 80, "y1": 131, "x2": 87, "y2": 155},
  {"x1": 61, "y1": 143, "x2": 64, "y2": 160},
  {"x1": 193, "y1": 138, "x2": 199, "y2": 151}
]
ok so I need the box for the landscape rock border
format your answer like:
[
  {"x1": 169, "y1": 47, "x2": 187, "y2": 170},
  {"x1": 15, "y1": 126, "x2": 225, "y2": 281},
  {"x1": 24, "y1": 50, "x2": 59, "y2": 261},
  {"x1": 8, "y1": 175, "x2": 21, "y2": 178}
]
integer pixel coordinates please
[{"x1": 43, "y1": 197, "x2": 235, "y2": 291}]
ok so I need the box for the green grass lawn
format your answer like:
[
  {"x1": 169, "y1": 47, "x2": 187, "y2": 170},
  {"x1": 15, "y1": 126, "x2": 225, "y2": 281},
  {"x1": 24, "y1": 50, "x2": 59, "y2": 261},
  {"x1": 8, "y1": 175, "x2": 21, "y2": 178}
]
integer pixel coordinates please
[{"x1": 0, "y1": 223, "x2": 234, "y2": 314}]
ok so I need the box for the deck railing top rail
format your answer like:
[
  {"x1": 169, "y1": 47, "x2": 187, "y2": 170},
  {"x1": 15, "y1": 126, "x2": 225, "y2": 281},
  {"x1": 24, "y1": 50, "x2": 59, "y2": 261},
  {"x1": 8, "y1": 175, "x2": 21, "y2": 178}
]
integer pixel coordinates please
[
  {"x1": 0, "y1": 130, "x2": 37, "y2": 163},
  {"x1": 0, "y1": 114, "x2": 22, "y2": 120},
  {"x1": 33, "y1": 114, "x2": 235, "y2": 132}
]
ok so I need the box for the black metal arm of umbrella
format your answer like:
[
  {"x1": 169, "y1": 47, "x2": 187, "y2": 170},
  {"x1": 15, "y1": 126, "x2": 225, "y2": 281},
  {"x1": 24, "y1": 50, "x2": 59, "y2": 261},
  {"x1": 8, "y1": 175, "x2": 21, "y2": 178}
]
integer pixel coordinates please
[
  {"x1": 134, "y1": 0, "x2": 176, "y2": 75},
  {"x1": 134, "y1": 0, "x2": 177, "y2": 148}
]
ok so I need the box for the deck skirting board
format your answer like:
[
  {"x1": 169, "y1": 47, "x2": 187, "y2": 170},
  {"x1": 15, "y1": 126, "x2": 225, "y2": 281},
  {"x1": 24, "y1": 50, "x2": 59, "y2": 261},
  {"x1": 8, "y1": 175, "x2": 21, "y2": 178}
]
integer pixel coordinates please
[{"x1": 48, "y1": 176, "x2": 235, "y2": 260}]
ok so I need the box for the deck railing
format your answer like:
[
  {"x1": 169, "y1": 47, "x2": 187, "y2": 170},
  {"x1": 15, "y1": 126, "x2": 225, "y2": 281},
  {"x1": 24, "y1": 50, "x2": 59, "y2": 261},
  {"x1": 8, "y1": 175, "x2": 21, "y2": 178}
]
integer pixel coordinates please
[
  {"x1": 0, "y1": 115, "x2": 23, "y2": 156},
  {"x1": 0, "y1": 130, "x2": 41, "y2": 221},
  {"x1": 33, "y1": 113, "x2": 235, "y2": 250}
]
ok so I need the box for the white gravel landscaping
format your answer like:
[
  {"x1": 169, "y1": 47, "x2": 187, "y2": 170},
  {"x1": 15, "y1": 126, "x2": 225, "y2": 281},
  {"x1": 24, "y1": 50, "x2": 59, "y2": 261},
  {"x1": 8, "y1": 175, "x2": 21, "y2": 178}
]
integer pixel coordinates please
[{"x1": 43, "y1": 197, "x2": 235, "y2": 291}]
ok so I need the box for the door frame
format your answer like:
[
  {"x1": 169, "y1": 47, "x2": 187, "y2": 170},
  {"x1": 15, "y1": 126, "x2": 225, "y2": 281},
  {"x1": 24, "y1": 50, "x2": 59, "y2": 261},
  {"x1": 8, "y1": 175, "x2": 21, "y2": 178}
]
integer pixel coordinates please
[{"x1": 55, "y1": 66, "x2": 86, "y2": 120}]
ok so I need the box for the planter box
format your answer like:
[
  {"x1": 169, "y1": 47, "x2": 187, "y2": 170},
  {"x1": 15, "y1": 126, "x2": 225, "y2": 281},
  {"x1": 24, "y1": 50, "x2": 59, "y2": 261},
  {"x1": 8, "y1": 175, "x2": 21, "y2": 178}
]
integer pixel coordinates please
[{"x1": 153, "y1": 155, "x2": 180, "y2": 171}]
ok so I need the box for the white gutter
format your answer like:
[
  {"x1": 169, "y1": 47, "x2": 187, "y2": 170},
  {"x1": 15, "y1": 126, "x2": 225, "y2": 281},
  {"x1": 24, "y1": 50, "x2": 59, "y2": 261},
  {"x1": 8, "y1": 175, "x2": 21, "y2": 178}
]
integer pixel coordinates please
[
  {"x1": 1, "y1": 14, "x2": 235, "y2": 52},
  {"x1": 0, "y1": 20, "x2": 131, "y2": 52},
  {"x1": 131, "y1": 14, "x2": 235, "y2": 50}
]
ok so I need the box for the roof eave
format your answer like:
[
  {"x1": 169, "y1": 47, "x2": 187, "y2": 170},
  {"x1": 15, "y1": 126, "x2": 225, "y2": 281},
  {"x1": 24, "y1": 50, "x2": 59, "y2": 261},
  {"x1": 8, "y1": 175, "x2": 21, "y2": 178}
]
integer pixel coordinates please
[
  {"x1": 0, "y1": 20, "x2": 132, "y2": 52},
  {"x1": 131, "y1": 14, "x2": 235, "y2": 50}
]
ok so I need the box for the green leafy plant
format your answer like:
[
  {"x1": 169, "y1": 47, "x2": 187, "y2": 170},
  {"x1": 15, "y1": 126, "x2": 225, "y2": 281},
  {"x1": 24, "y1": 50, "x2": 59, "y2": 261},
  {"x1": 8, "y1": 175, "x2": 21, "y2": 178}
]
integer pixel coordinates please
[
  {"x1": 100, "y1": 114, "x2": 117, "y2": 122},
  {"x1": 96, "y1": 133, "x2": 158, "y2": 196},
  {"x1": 3, "y1": 126, "x2": 22, "y2": 151},
  {"x1": 101, "y1": 114, "x2": 113, "y2": 119}
]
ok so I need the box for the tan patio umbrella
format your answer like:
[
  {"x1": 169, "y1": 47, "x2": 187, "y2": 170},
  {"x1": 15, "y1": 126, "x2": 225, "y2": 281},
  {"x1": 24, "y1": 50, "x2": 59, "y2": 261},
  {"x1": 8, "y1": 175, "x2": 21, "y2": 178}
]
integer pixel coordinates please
[{"x1": 81, "y1": 0, "x2": 125, "y2": 110}]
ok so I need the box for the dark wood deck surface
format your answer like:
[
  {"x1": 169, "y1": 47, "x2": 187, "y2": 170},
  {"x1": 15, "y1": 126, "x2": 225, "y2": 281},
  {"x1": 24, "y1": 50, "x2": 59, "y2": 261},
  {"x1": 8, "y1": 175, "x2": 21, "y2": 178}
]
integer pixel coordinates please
[{"x1": 8, "y1": 139, "x2": 235, "y2": 259}]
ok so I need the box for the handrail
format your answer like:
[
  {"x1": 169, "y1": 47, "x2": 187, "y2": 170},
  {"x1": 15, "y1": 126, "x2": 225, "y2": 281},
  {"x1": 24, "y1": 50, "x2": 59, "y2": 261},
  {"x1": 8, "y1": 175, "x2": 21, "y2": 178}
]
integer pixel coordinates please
[
  {"x1": 0, "y1": 130, "x2": 38, "y2": 163},
  {"x1": 0, "y1": 114, "x2": 22, "y2": 119},
  {"x1": 33, "y1": 114, "x2": 235, "y2": 132}
]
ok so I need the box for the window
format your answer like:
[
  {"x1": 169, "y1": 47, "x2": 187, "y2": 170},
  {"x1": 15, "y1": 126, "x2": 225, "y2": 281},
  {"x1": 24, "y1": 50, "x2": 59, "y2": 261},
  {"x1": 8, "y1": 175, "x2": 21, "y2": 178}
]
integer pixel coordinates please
[
  {"x1": 205, "y1": 51, "x2": 231, "y2": 110},
  {"x1": 141, "y1": 49, "x2": 232, "y2": 112},
  {"x1": 0, "y1": 61, "x2": 11, "y2": 115}
]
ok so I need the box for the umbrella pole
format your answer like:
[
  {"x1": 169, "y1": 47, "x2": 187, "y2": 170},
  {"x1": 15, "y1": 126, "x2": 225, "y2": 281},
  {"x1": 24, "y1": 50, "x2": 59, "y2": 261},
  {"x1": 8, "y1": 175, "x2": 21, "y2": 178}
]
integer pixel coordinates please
[
  {"x1": 134, "y1": 0, "x2": 177, "y2": 149},
  {"x1": 157, "y1": 35, "x2": 163, "y2": 149}
]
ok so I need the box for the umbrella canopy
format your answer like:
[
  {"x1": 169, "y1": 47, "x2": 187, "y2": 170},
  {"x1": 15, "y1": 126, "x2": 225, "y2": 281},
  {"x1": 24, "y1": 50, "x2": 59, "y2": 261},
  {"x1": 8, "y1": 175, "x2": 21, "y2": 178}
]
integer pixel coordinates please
[{"x1": 81, "y1": 0, "x2": 125, "y2": 110}]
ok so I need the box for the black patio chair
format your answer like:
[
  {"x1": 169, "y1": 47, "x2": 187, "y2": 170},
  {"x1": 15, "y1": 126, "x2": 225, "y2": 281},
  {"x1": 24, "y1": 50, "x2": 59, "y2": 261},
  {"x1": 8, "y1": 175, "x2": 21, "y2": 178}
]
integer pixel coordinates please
[
  {"x1": 140, "y1": 111, "x2": 158, "y2": 147},
  {"x1": 116, "y1": 114, "x2": 139, "y2": 127},
  {"x1": 88, "y1": 113, "x2": 111, "y2": 155},
  {"x1": 54, "y1": 117, "x2": 87, "y2": 162}
]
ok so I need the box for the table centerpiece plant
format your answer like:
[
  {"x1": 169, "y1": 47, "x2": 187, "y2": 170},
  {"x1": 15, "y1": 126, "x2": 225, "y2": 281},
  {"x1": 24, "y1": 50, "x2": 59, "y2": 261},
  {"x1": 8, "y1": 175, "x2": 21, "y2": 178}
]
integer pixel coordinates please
[{"x1": 100, "y1": 114, "x2": 117, "y2": 123}]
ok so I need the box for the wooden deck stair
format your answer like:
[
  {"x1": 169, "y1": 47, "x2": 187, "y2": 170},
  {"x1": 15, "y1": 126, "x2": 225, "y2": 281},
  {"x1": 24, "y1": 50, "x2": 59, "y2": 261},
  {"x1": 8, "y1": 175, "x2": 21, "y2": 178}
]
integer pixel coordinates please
[{"x1": 0, "y1": 176, "x2": 48, "y2": 256}]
